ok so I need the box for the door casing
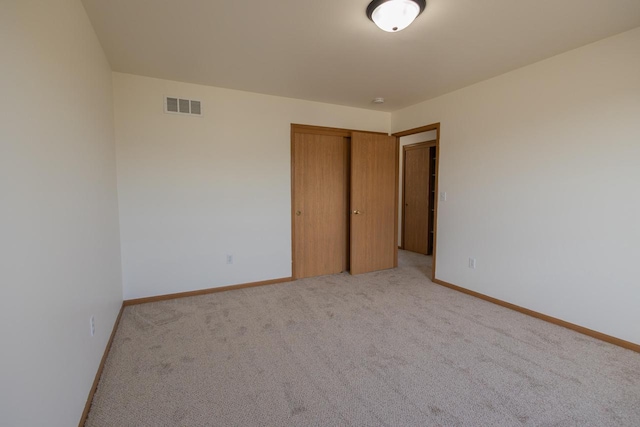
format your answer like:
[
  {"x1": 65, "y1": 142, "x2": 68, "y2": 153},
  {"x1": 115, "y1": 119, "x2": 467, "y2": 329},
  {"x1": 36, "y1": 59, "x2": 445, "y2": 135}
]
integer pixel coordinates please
[{"x1": 393, "y1": 123, "x2": 441, "y2": 282}]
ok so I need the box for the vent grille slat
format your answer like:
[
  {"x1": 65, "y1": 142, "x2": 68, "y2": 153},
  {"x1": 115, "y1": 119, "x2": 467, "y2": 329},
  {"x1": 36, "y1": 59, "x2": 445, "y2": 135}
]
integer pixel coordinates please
[
  {"x1": 190, "y1": 100, "x2": 201, "y2": 115},
  {"x1": 165, "y1": 96, "x2": 203, "y2": 117},
  {"x1": 179, "y1": 99, "x2": 190, "y2": 113},
  {"x1": 166, "y1": 97, "x2": 178, "y2": 112}
]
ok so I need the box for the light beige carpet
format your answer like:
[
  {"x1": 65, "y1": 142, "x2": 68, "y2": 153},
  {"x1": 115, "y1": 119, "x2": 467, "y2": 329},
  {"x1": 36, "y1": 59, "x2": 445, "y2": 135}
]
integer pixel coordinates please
[{"x1": 87, "y1": 251, "x2": 640, "y2": 426}]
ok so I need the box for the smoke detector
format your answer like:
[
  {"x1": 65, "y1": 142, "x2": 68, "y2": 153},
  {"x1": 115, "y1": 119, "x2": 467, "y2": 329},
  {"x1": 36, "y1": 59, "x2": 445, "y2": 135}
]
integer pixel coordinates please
[{"x1": 372, "y1": 97, "x2": 385, "y2": 104}]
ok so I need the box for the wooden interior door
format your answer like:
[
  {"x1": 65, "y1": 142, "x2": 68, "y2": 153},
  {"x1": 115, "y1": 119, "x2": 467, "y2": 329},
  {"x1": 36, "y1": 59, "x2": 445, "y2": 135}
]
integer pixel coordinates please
[
  {"x1": 350, "y1": 132, "x2": 398, "y2": 275},
  {"x1": 403, "y1": 144, "x2": 431, "y2": 254},
  {"x1": 293, "y1": 132, "x2": 349, "y2": 279}
]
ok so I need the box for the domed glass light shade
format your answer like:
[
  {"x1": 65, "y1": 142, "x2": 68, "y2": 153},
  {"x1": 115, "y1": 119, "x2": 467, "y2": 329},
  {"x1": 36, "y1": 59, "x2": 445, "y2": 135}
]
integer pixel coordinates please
[{"x1": 366, "y1": 0, "x2": 426, "y2": 33}]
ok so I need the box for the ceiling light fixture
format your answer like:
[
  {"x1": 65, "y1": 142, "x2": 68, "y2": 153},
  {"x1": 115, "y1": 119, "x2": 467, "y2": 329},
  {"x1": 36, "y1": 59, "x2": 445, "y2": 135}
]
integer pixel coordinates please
[{"x1": 366, "y1": 0, "x2": 426, "y2": 33}]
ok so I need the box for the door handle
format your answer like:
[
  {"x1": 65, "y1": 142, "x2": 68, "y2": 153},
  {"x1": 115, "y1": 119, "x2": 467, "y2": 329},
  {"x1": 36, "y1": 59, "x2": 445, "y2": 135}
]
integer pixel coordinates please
[
  {"x1": 296, "y1": 210, "x2": 302, "y2": 216},
  {"x1": 352, "y1": 210, "x2": 362, "y2": 215}
]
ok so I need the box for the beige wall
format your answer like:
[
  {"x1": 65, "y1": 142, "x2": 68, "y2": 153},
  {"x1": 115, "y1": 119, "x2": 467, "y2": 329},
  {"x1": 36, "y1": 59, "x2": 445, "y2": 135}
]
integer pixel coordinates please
[
  {"x1": 392, "y1": 28, "x2": 640, "y2": 345},
  {"x1": 0, "y1": 1, "x2": 122, "y2": 425},
  {"x1": 2, "y1": 4, "x2": 637, "y2": 425},
  {"x1": 113, "y1": 72, "x2": 390, "y2": 299}
]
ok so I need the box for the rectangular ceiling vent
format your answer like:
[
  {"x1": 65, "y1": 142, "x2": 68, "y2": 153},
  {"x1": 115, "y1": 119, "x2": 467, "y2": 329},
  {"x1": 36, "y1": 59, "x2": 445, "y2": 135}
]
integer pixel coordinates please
[{"x1": 164, "y1": 96, "x2": 202, "y2": 117}]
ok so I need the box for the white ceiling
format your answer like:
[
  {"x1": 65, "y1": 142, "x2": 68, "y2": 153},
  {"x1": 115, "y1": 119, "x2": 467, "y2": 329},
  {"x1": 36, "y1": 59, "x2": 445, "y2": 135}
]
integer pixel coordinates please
[{"x1": 82, "y1": 0, "x2": 640, "y2": 112}]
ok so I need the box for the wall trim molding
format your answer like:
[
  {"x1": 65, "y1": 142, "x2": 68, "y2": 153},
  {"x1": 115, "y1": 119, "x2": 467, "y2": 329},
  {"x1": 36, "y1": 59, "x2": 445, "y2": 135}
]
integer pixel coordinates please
[
  {"x1": 124, "y1": 277, "x2": 293, "y2": 306},
  {"x1": 291, "y1": 123, "x2": 388, "y2": 138},
  {"x1": 432, "y1": 278, "x2": 640, "y2": 353},
  {"x1": 79, "y1": 302, "x2": 125, "y2": 426},
  {"x1": 392, "y1": 123, "x2": 440, "y2": 138}
]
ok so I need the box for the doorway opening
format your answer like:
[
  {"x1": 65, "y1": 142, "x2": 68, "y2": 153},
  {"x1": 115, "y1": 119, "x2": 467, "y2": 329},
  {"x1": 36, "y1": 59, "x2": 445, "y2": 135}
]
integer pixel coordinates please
[
  {"x1": 402, "y1": 140, "x2": 436, "y2": 255},
  {"x1": 393, "y1": 123, "x2": 440, "y2": 281}
]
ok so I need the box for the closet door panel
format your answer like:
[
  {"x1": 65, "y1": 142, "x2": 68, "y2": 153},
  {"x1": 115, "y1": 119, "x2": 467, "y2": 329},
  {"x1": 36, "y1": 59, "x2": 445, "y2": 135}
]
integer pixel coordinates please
[
  {"x1": 293, "y1": 133, "x2": 348, "y2": 279},
  {"x1": 350, "y1": 132, "x2": 398, "y2": 275}
]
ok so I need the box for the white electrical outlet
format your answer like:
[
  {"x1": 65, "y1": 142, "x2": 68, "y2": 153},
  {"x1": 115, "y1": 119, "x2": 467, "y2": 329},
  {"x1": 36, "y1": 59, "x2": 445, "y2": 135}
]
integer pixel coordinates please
[
  {"x1": 90, "y1": 316, "x2": 95, "y2": 337},
  {"x1": 469, "y1": 258, "x2": 476, "y2": 269},
  {"x1": 226, "y1": 254, "x2": 233, "y2": 265},
  {"x1": 440, "y1": 192, "x2": 447, "y2": 202}
]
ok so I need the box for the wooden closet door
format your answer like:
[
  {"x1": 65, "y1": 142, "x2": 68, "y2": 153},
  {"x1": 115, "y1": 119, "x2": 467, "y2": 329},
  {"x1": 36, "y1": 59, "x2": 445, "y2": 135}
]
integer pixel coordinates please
[
  {"x1": 293, "y1": 133, "x2": 349, "y2": 279},
  {"x1": 350, "y1": 132, "x2": 398, "y2": 275},
  {"x1": 403, "y1": 145, "x2": 430, "y2": 254}
]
